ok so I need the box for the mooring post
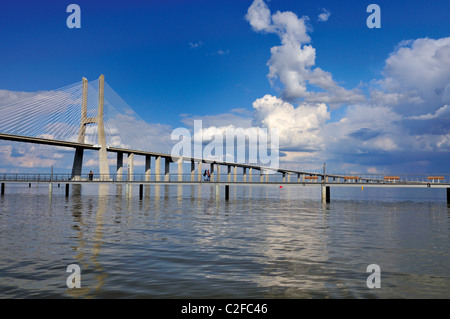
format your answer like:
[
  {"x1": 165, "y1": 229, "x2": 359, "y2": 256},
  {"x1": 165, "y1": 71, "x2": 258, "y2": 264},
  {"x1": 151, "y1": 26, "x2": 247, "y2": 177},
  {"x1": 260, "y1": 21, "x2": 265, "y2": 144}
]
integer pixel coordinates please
[
  {"x1": 49, "y1": 166, "x2": 53, "y2": 195},
  {"x1": 225, "y1": 185, "x2": 229, "y2": 200},
  {"x1": 321, "y1": 184, "x2": 326, "y2": 202},
  {"x1": 326, "y1": 186, "x2": 330, "y2": 203},
  {"x1": 321, "y1": 184, "x2": 330, "y2": 203}
]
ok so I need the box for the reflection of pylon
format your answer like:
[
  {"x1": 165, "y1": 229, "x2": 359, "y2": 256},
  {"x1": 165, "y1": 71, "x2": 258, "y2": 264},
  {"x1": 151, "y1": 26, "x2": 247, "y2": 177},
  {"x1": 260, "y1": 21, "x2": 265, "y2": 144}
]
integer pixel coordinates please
[{"x1": 71, "y1": 75, "x2": 110, "y2": 180}]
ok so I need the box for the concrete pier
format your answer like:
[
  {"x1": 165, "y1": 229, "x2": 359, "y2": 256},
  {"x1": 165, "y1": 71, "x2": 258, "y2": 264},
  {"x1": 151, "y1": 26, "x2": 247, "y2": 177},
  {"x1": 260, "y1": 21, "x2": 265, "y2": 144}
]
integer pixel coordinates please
[
  {"x1": 190, "y1": 161, "x2": 195, "y2": 182},
  {"x1": 155, "y1": 156, "x2": 161, "y2": 181},
  {"x1": 197, "y1": 161, "x2": 202, "y2": 182},
  {"x1": 165, "y1": 158, "x2": 170, "y2": 182},
  {"x1": 177, "y1": 159, "x2": 183, "y2": 182},
  {"x1": 145, "y1": 155, "x2": 151, "y2": 182},
  {"x1": 117, "y1": 152, "x2": 124, "y2": 181},
  {"x1": 128, "y1": 153, "x2": 134, "y2": 181}
]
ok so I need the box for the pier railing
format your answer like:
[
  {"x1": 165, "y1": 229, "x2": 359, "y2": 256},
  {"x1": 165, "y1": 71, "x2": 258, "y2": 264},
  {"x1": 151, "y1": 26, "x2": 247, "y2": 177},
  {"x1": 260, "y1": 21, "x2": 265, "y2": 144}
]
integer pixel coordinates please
[{"x1": 1, "y1": 173, "x2": 449, "y2": 184}]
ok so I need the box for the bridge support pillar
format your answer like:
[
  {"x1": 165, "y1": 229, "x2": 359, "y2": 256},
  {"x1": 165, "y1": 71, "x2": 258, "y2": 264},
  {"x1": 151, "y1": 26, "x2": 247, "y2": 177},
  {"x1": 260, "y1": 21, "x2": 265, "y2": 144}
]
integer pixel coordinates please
[
  {"x1": 243, "y1": 167, "x2": 247, "y2": 182},
  {"x1": 165, "y1": 158, "x2": 171, "y2": 182},
  {"x1": 71, "y1": 147, "x2": 84, "y2": 181},
  {"x1": 154, "y1": 156, "x2": 161, "y2": 181},
  {"x1": 234, "y1": 166, "x2": 237, "y2": 182},
  {"x1": 227, "y1": 166, "x2": 231, "y2": 182},
  {"x1": 282, "y1": 172, "x2": 286, "y2": 183},
  {"x1": 197, "y1": 161, "x2": 202, "y2": 182},
  {"x1": 210, "y1": 163, "x2": 214, "y2": 182},
  {"x1": 249, "y1": 168, "x2": 252, "y2": 182},
  {"x1": 117, "y1": 152, "x2": 124, "y2": 181},
  {"x1": 216, "y1": 165, "x2": 220, "y2": 182},
  {"x1": 177, "y1": 158, "x2": 183, "y2": 182},
  {"x1": 145, "y1": 155, "x2": 151, "y2": 182},
  {"x1": 191, "y1": 161, "x2": 195, "y2": 182},
  {"x1": 260, "y1": 170, "x2": 264, "y2": 183},
  {"x1": 128, "y1": 153, "x2": 134, "y2": 182}
]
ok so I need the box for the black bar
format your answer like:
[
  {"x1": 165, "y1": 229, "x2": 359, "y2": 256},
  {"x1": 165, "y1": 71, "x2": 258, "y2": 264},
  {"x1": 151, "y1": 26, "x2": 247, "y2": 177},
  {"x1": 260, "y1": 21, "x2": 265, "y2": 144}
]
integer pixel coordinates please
[
  {"x1": 326, "y1": 186, "x2": 330, "y2": 203},
  {"x1": 447, "y1": 188, "x2": 450, "y2": 204},
  {"x1": 139, "y1": 184, "x2": 143, "y2": 200},
  {"x1": 225, "y1": 185, "x2": 229, "y2": 200},
  {"x1": 1, "y1": 183, "x2": 4, "y2": 195},
  {"x1": 65, "y1": 184, "x2": 69, "y2": 197}
]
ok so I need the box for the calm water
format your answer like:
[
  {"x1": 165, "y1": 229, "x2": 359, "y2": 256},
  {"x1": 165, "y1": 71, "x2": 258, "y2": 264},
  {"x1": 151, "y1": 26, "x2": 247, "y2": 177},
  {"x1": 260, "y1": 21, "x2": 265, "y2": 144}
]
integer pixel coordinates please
[{"x1": 0, "y1": 183, "x2": 448, "y2": 298}]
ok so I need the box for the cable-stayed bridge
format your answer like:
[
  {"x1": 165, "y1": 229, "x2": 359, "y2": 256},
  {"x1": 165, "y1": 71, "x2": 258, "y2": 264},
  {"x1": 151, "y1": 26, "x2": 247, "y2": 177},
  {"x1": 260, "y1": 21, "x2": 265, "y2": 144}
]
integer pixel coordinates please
[{"x1": 0, "y1": 75, "x2": 449, "y2": 202}]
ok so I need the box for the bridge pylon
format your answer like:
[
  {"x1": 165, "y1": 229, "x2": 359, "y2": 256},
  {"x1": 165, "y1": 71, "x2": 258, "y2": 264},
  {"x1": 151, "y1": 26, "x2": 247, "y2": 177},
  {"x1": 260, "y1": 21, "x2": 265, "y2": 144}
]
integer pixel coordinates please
[{"x1": 71, "y1": 75, "x2": 110, "y2": 181}]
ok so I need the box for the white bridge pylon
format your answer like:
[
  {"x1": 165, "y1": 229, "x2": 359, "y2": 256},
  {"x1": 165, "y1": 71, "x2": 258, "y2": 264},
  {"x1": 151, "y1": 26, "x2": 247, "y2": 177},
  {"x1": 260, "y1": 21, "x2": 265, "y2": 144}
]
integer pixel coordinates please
[{"x1": 72, "y1": 75, "x2": 109, "y2": 180}]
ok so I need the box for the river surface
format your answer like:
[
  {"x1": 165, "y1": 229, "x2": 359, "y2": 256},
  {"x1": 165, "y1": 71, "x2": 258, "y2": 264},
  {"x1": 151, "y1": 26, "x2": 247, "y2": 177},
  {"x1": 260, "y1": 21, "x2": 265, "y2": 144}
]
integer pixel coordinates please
[{"x1": 0, "y1": 183, "x2": 448, "y2": 298}]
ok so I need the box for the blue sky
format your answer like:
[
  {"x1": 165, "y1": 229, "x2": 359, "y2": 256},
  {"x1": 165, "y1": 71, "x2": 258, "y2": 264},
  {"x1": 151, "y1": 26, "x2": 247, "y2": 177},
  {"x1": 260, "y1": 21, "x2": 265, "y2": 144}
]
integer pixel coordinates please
[{"x1": 0, "y1": 0, "x2": 449, "y2": 174}]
